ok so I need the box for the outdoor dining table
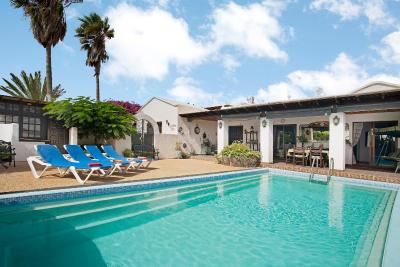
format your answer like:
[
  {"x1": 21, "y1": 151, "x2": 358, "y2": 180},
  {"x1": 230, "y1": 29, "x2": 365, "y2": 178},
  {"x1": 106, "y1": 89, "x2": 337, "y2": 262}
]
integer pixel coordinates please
[{"x1": 286, "y1": 148, "x2": 329, "y2": 167}]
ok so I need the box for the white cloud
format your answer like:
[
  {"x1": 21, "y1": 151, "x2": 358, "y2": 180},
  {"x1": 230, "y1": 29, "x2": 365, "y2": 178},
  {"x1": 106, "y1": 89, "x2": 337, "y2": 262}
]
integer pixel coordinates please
[
  {"x1": 310, "y1": 0, "x2": 361, "y2": 20},
  {"x1": 256, "y1": 82, "x2": 306, "y2": 102},
  {"x1": 168, "y1": 77, "x2": 222, "y2": 105},
  {"x1": 105, "y1": 1, "x2": 290, "y2": 81},
  {"x1": 237, "y1": 52, "x2": 400, "y2": 103},
  {"x1": 221, "y1": 54, "x2": 240, "y2": 72},
  {"x1": 310, "y1": 0, "x2": 396, "y2": 28},
  {"x1": 65, "y1": 7, "x2": 79, "y2": 20},
  {"x1": 211, "y1": 1, "x2": 288, "y2": 61},
  {"x1": 374, "y1": 31, "x2": 400, "y2": 64},
  {"x1": 105, "y1": 3, "x2": 209, "y2": 81},
  {"x1": 60, "y1": 41, "x2": 75, "y2": 54}
]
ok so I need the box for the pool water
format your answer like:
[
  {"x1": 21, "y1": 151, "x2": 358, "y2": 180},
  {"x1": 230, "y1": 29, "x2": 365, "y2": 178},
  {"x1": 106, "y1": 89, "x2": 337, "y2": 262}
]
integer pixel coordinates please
[{"x1": 0, "y1": 173, "x2": 396, "y2": 267}]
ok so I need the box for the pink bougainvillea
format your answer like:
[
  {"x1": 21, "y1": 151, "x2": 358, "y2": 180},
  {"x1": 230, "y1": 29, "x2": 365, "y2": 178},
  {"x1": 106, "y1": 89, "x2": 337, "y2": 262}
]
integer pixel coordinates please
[{"x1": 107, "y1": 100, "x2": 141, "y2": 114}]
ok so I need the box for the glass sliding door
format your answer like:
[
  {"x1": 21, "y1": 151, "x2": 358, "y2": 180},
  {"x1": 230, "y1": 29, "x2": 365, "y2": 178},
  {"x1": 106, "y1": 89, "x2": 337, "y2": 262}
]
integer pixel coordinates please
[{"x1": 273, "y1": 124, "x2": 297, "y2": 161}]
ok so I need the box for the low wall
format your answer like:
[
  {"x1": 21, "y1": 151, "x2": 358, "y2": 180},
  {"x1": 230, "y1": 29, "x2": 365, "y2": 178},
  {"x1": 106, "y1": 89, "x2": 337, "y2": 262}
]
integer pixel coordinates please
[
  {"x1": 155, "y1": 134, "x2": 180, "y2": 159},
  {"x1": 0, "y1": 123, "x2": 44, "y2": 161}
]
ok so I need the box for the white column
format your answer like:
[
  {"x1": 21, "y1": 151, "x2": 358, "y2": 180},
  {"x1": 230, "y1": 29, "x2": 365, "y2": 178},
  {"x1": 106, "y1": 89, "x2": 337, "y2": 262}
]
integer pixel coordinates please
[
  {"x1": 329, "y1": 112, "x2": 346, "y2": 170},
  {"x1": 260, "y1": 118, "x2": 273, "y2": 163},
  {"x1": 217, "y1": 120, "x2": 226, "y2": 153},
  {"x1": 69, "y1": 127, "x2": 78, "y2": 145}
]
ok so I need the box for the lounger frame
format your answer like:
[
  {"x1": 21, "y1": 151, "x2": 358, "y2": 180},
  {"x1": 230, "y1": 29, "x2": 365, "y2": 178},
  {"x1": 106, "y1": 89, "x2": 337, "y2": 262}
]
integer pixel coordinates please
[{"x1": 27, "y1": 145, "x2": 105, "y2": 184}]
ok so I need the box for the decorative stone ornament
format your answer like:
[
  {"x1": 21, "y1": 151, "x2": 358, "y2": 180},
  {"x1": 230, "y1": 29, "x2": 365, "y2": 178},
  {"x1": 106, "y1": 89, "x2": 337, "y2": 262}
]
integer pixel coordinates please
[
  {"x1": 333, "y1": 115, "x2": 340, "y2": 126},
  {"x1": 194, "y1": 126, "x2": 200, "y2": 134},
  {"x1": 262, "y1": 119, "x2": 267, "y2": 128},
  {"x1": 218, "y1": 121, "x2": 223, "y2": 129}
]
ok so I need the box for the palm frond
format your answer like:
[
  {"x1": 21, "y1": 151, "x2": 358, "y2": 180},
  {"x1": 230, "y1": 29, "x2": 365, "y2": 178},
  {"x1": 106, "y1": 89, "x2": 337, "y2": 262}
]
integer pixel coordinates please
[{"x1": 0, "y1": 71, "x2": 65, "y2": 101}]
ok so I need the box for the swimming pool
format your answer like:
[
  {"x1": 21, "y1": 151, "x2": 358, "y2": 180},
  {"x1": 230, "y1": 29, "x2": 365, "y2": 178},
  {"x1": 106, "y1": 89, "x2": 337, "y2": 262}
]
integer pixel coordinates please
[{"x1": 0, "y1": 170, "x2": 397, "y2": 266}]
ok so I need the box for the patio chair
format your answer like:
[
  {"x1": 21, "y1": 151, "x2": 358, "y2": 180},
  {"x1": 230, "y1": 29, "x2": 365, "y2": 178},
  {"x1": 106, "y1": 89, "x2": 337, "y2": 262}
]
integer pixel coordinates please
[
  {"x1": 64, "y1": 145, "x2": 119, "y2": 176},
  {"x1": 85, "y1": 145, "x2": 142, "y2": 172},
  {"x1": 0, "y1": 140, "x2": 16, "y2": 168},
  {"x1": 293, "y1": 147, "x2": 308, "y2": 166},
  {"x1": 27, "y1": 144, "x2": 105, "y2": 184},
  {"x1": 102, "y1": 145, "x2": 151, "y2": 168},
  {"x1": 310, "y1": 148, "x2": 324, "y2": 168},
  {"x1": 285, "y1": 148, "x2": 294, "y2": 163}
]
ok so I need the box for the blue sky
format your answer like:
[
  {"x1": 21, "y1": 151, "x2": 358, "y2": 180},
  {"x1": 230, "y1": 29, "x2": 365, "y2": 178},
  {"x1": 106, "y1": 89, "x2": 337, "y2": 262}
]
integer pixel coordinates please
[{"x1": 1, "y1": 0, "x2": 400, "y2": 106}]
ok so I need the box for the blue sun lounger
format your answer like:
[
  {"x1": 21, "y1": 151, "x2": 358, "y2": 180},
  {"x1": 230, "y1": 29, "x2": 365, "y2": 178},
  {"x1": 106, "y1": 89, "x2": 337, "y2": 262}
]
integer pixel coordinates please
[
  {"x1": 85, "y1": 145, "x2": 141, "y2": 172},
  {"x1": 102, "y1": 145, "x2": 151, "y2": 168},
  {"x1": 27, "y1": 144, "x2": 105, "y2": 184},
  {"x1": 64, "y1": 145, "x2": 119, "y2": 176}
]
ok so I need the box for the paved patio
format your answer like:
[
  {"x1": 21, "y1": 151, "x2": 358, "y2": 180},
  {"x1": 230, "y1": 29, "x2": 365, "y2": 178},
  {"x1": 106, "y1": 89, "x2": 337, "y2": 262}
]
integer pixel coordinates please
[{"x1": 0, "y1": 159, "x2": 244, "y2": 194}]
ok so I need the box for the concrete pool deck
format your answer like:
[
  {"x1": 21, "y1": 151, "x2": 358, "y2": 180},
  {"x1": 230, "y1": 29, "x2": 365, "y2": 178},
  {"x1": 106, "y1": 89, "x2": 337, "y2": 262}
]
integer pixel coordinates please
[{"x1": 0, "y1": 159, "x2": 244, "y2": 194}]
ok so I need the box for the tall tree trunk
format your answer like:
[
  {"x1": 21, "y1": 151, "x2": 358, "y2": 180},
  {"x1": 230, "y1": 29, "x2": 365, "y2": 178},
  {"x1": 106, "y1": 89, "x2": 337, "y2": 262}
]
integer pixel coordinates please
[
  {"x1": 45, "y1": 45, "x2": 53, "y2": 101},
  {"x1": 95, "y1": 63, "x2": 101, "y2": 101}
]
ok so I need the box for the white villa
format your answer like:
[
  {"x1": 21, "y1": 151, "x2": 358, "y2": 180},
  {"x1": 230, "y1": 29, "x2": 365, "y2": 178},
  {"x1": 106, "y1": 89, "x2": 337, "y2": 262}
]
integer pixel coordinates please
[
  {"x1": 0, "y1": 81, "x2": 398, "y2": 172},
  {"x1": 135, "y1": 81, "x2": 400, "y2": 171}
]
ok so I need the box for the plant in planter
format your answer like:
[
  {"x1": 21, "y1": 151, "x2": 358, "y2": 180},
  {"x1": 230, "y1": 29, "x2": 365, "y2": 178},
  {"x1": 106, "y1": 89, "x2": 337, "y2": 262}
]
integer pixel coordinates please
[
  {"x1": 297, "y1": 134, "x2": 308, "y2": 147},
  {"x1": 123, "y1": 148, "x2": 133, "y2": 158},
  {"x1": 217, "y1": 141, "x2": 261, "y2": 167},
  {"x1": 175, "y1": 141, "x2": 191, "y2": 159}
]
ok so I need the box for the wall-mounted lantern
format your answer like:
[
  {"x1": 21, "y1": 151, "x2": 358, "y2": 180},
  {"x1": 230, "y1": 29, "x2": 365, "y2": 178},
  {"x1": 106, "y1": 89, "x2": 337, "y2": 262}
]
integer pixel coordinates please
[
  {"x1": 262, "y1": 119, "x2": 267, "y2": 128},
  {"x1": 194, "y1": 125, "x2": 200, "y2": 134},
  {"x1": 218, "y1": 121, "x2": 223, "y2": 129},
  {"x1": 333, "y1": 115, "x2": 340, "y2": 126}
]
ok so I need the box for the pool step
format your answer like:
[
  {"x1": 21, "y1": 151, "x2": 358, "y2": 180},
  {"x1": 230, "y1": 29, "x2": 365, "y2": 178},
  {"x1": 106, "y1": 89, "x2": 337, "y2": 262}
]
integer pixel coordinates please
[
  {"x1": 0, "y1": 175, "x2": 260, "y2": 248},
  {"x1": 309, "y1": 173, "x2": 330, "y2": 184}
]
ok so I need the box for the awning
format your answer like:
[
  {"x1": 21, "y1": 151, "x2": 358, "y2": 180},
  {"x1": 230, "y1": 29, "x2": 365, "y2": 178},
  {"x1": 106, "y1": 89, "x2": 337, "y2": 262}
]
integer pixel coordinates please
[{"x1": 375, "y1": 126, "x2": 400, "y2": 137}]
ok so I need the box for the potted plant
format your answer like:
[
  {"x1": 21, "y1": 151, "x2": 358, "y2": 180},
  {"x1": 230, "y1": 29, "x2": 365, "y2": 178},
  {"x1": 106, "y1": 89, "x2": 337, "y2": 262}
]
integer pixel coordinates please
[{"x1": 297, "y1": 134, "x2": 308, "y2": 147}]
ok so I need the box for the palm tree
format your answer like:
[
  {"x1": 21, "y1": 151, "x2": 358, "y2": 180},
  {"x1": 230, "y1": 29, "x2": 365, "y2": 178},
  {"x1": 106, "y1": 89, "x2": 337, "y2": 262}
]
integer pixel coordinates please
[
  {"x1": 0, "y1": 71, "x2": 65, "y2": 101},
  {"x1": 75, "y1": 13, "x2": 114, "y2": 101},
  {"x1": 10, "y1": 0, "x2": 67, "y2": 100}
]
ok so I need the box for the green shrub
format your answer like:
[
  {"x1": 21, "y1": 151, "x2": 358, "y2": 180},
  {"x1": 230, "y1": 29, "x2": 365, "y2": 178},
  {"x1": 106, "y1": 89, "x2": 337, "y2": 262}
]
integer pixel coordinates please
[
  {"x1": 217, "y1": 141, "x2": 261, "y2": 167},
  {"x1": 123, "y1": 149, "x2": 133, "y2": 157},
  {"x1": 44, "y1": 96, "x2": 136, "y2": 143}
]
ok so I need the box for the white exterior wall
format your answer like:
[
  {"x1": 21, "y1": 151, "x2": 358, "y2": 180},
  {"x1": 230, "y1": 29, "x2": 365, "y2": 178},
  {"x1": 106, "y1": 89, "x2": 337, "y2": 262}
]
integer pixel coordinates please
[
  {"x1": 260, "y1": 118, "x2": 273, "y2": 163},
  {"x1": 0, "y1": 123, "x2": 44, "y2": 161},
  {"x1": 345, "y1": 111, "x2": 400, "y2": 165},
  {"x1": 179, "y1": 117, "x2": 217, "y2": 154},
  {"x1": 139, "y1": 98, "x2": 178, "y2": 134},
  {"x1": 329, "y1": 113, "x2": 346, "y2": 170},
  {"x1": 217, "y1": 120, "x2": 225, "y2": 153}
]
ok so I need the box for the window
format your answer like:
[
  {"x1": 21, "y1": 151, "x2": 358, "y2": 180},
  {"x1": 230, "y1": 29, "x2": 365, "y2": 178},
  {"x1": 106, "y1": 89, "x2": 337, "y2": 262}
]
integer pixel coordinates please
[
  {"x1": 0, "y1": 114, "x2": 19, "y2": 124},
  {"x1": 0, "y1": 100, "x2": 48, "y2": 141},
  {"x1": 22, "y1": 117, "x2": 42, "y2": 139}
]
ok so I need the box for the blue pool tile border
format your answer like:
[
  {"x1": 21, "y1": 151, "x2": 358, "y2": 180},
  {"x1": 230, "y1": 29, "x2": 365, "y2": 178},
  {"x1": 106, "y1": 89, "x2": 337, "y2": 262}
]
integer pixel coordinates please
[
  {"x1": 0, "y1": 169, "x2": 268, "y2": 206},
  {"x1": 383, "y1": 193, "x2": 400, "y2": 267},
  {"x1": 266, "y1": 168, "x2": 400, "y2": 191}
]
